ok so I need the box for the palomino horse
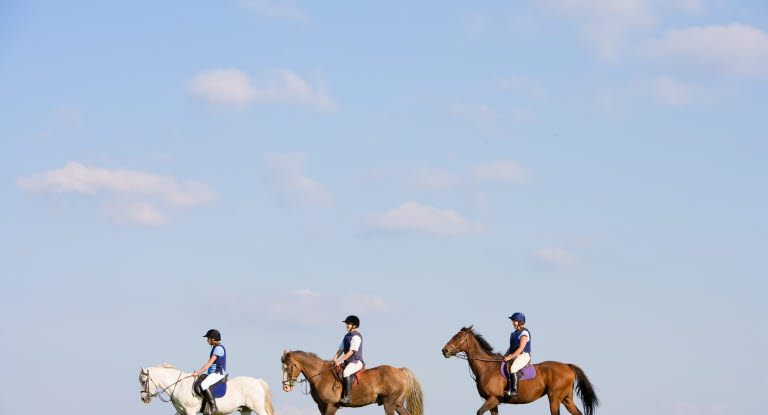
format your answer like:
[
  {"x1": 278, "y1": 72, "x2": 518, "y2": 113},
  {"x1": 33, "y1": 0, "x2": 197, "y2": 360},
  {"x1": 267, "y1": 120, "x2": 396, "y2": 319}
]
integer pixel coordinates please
[
  {"x1": 442, "y1": 327, "x2": 599, "y2": 415},
  {"x1": 281, "y1": 350, "x2": 424, "y2": 415},
  {"x1": 139, "y1": 364, "x2": 274, "y2": 415}
]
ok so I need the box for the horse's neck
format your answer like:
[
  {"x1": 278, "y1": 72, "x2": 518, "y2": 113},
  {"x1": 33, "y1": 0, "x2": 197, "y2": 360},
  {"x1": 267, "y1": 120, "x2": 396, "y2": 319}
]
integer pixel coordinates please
[
  {"x1": 296, "y1": 354, "x2": 327, "y2": 381},
  {"x1": 465, "y1": 336, "x2": 495, "y2": 372},
  {"x1": 153, "y1": 367, "x2": 185, "y2": 387}
]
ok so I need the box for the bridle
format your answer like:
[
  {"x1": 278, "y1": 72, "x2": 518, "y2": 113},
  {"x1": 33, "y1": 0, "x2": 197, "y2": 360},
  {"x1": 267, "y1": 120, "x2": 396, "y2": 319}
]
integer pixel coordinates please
[
  {"x1": 446, "y1": 330, "x2": 470, "y2": 357},
  {"x1": 141, "y1": 369, "x2": 192, "y2": 403},
  {"x1": 282, "y1": 356, "x2": 336, "y2": 395},
  {"x1": 446, "y1": 330, "x2": 506, "y2": 381}
]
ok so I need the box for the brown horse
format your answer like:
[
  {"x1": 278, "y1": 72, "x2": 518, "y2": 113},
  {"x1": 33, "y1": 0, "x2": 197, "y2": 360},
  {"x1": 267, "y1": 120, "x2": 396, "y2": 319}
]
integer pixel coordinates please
[
  {"x1": 441, "y1": 326, "x2": 599, "y2": 415},
  {"x1": 281, "y1": 350, "x2": 424, "y2": 415}
]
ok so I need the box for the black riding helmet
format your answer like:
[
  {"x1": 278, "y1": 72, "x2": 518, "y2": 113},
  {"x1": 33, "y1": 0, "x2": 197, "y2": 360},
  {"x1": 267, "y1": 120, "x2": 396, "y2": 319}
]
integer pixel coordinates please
[
  {"x1": 203, "y1": 329, "x2": 221, "y2": 341},
  {"x1": 343, "y1": 315, "x2": 360, "y2": 328}
]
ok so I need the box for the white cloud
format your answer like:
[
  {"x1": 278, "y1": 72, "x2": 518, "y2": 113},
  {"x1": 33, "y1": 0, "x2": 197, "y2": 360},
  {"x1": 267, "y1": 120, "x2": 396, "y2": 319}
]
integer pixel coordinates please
[
  {"x1": 238, "y1": 0, "x2": 307, "y2": 21},
  {"x1": 186, "y1": 69, "x2": 256, "y2": 108},
  {"x1": 538, "y1": 0, "x2": 656, "y2": 59},
  {"x1": 534, "y1": 248, "x2": 580, "y2": 267},
  {"x1": 187, "y1": 69, "x2": 336, "y2": 111},
  {"x1": 642, "y1": 23, "x2": 768, "y2": 77},
  {"x1": 472, "y1": 161, "x2": 531, "y2": 184},
  {"x1": 365, "y1": 202, "x2": 485, "y2": 236},
  {"x1": 207, "y1": 289, "x2": 398, "y2": 327},
  {"x1": 18, "y1": 161, "x2": 215, "y2": 225},
  {"x1": 18, "y1": 161, "x2": 215, "y2": 206},
  {"x1": 264, "y1": 152, "x2": 333, "y2": 207},
  {"x1": 103, "y1": 202, "x2": 168, "y2": 226},
  {"x1": 409, "y1": 166, "x2": 460, "y2": 191},
  {"x1": 645, "y1": 76, "x2": 711, "y2": 107}
]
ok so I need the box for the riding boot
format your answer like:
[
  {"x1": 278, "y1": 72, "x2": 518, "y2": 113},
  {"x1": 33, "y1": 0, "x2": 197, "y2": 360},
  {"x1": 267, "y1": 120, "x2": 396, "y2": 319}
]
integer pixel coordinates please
[
  {"x1": 203, "y1": 388, "x2": 217, "y2": 415},
  {"x1": 339, "y1": 375, "x2": 353, "y2": 404},
  {"x1": 508, "y1": 371, "x2": 519, "y2": 399}
]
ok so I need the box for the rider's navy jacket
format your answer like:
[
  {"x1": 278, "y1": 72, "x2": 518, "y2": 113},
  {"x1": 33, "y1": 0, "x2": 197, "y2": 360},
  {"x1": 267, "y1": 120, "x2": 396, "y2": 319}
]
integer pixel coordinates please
[
  {"x1": 342, "y1": 331, "x2": 364, "y2": 364},
  {"x1": 209, "y1": 345, "x2": 227, "y2": 375},
  {"x1": 509, "y1": 329, "x2": 531, "y2": 354}
]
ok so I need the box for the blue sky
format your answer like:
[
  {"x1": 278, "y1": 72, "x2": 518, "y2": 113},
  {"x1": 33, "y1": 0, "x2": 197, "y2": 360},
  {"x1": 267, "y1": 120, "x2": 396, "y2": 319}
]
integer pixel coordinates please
[{"x1": 1, "y1": 1, "x2": 767, "y2": 414}]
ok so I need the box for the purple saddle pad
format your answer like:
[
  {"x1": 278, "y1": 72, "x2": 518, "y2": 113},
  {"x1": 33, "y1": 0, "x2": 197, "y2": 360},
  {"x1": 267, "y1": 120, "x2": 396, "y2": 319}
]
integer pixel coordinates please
[{"x1": 501, "y1": 362, "x2": 536, "y2": 381}]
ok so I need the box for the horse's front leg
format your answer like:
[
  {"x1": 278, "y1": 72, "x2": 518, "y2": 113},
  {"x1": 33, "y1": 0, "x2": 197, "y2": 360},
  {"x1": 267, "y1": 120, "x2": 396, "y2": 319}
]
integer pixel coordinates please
[
  {"x1": 489, "y1": 405, "x2": 499, "y2": 415},
  {"x1": 476, "y1": 397, "x2": 500, "y2": 415}
]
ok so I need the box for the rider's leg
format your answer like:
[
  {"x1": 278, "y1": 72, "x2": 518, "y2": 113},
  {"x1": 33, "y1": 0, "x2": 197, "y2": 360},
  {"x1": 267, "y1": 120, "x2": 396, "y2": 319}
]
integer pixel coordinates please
[
  {"x1": 200, "y1": 373, "x2": 224, "y2": 415},
  {"x1": 505, "y1": 353, "x2": 530, "y2": 399},
  {"x1": 339, "y1": 361, "x2": 362, "y2": 404}
]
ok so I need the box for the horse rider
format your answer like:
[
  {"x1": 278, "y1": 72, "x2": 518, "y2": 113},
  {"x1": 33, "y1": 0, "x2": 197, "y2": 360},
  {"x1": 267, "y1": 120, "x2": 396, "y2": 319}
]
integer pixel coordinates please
[
  {"x1": 502, "y1": 313, "x2": 530, "y2": 399},
  {"x1": 332, "y1": 315, "x2": 364, "y2": 404},
  {"x1": 193, "y1": 329, "x2": 227, "y2": 415}
]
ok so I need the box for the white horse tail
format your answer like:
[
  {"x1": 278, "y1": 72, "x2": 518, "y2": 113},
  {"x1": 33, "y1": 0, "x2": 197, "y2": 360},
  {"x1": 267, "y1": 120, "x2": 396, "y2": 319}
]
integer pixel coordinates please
[
  {"x1": 259, "y1": 379, "x2": 274, "y2": 415},
  {"x1": 401, "y1": 368, "x2": 423, "y2": 415}
]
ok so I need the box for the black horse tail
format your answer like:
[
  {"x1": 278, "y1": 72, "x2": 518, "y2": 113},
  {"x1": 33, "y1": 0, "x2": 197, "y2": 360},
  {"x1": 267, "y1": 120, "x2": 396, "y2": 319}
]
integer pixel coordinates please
[{"x1": 568, "y1": 364, "x2": 599, "y2": 415}]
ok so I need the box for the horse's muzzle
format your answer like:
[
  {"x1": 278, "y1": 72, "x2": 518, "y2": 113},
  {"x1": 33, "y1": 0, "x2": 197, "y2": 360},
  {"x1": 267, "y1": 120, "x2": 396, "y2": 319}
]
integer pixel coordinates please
[
  {"x1": 141, "y1": 393, "x2": 151, "y2": 403},
  {"x1": 442, "y1": 348, "x2": 452, "y2": 358}
]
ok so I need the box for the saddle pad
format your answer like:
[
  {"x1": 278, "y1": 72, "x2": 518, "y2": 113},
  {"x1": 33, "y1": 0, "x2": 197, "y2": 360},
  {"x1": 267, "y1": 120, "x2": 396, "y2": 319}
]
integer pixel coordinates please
[
  {"x1": 211, "y1": 382, "x2": 227, "y2": 399},
  {"x1": 193, "y1": 375, "x2": 228, "y2": 398},
  {"x1": 352, "y1": 369, "x2": 365, "y2": 386},
  {"x1": 500, "y1": 362, "x2": 536, "y2": 381}
]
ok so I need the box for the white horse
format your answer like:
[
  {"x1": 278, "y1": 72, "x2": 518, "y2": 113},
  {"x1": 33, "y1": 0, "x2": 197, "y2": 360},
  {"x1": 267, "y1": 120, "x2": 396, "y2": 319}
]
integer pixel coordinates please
[{"x1": 139, "y1": 364, "x2": 274, "y2": 415}]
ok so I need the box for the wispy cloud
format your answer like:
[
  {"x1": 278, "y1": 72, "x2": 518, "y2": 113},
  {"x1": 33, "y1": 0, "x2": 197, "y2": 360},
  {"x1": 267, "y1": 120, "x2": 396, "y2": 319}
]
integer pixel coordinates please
[
  {"x1": 534, "y1": 247, "x2": 580, "y2": 268},
  {"x1": 18, "y1": 161, "x2": 215, "y2": 225},
  {"x1": 538, "y1": 0, "x2": 656, "y2": 59},
  {"x1": 103, "y1": 201, "x2": 168, "y2": 226},
  {"x1": 472, "y1": 160, "x2": 532, "y2": 184},
  {"x1": 449, "y1": 100, "x2": 534, "y2": 131},
  {"x1": 263, "y1": 152, "x2": 333, "y2": 207},
  {"x1": 492, "y1": 76, "x2": 548, "y2": 101},
  {"x1": 365, "y1": 202, "x2": 485, "y2": 237},
  {"x1": 187, "y1": 68, "x2": 336, "y2": 111},
  {"x1": 409, "y1": 166, "x2": 460, "y2": 191},
  {"x1": 208, "y1": 289, "x2": 398, "y2": 327},
  {"x1": 641, "y1": 23, "x2": 768, "y2": 77},
  {"x1": 238, "y1": 0, "x2": 307, "y2": 21}
]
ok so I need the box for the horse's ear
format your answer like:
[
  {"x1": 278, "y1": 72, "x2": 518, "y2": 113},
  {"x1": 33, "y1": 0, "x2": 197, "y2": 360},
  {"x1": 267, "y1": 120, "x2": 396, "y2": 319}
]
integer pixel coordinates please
[
  {"x1": 468, "y1": 325, "x2": 474, "y2": 330},
  {"x1": 283, "y1": 349, "x2": 287, "y2": 355}
]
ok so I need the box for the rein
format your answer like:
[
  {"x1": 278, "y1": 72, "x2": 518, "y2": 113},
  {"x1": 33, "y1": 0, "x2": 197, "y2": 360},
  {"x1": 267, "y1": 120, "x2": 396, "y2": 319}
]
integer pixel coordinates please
[{"x1": 143, "y1": 370, "x2": 194, "y2": 403}]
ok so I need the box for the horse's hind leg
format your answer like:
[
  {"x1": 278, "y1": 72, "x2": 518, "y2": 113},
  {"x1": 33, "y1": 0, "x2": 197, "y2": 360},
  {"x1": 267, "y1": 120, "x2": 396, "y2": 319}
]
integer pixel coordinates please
[
  {"x1": 562, "y1": 392, "x2": 583, "y2": 415},
  {"x1": 394, "y1": 400, "x2": 411, "y2": 415},
  {"x1": 383, "y1": 398, "x2": 396, "y2": 415}
]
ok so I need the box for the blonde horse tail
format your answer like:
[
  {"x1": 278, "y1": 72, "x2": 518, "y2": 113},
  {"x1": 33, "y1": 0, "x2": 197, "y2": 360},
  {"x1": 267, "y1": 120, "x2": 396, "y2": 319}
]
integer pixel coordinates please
[
  {"x1": 401, "y1": 368, "x2": 423, "y2": 415},
  {"x1": 259, "y1": 379, "x2": 275, "y2": 415}
]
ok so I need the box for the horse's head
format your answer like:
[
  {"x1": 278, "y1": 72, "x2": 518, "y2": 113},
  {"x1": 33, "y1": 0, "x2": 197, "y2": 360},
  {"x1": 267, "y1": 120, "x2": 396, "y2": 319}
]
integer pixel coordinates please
[
  {"x1": 138, "y1": 368, "x2": 156, "y2": 403},
  {"x1": 442, "y1": 325, "x2": 473, "y2": 358},
  {"x1": 281, "y1": 350, "x2": 301, "y2": 392}
]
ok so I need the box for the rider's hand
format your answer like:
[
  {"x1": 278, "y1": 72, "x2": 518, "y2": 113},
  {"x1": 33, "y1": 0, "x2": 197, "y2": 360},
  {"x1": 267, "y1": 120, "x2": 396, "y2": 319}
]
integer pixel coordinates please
[{"x1": 334, "y1": 360, "x2": 342, "y2": 367}]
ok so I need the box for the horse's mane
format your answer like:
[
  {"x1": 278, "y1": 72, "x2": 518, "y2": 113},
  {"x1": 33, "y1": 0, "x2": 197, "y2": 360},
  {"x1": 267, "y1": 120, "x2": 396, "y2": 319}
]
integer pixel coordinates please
[
  {"x1": 282, "y1": 350, "x2": 323, "y2": 363},
  {"x1": 462, "y1": 327, "x2": 502, "y2": 357},
  {"x1": 160, "y1": 363, "x2": 176, "y2": 369}
]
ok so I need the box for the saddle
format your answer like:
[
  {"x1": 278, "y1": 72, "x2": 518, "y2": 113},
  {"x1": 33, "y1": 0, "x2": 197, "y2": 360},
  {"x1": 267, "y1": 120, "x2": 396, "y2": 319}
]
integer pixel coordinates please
[
  {"x1": 193, "y1": 374, "x2": 228, "y2": 398},
  {"x1": 500, "y1": 361, "x2": 537, "y2": 381},
  {"x1": 336, "y1": 363, "x2": 366, "y2": 386}
]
